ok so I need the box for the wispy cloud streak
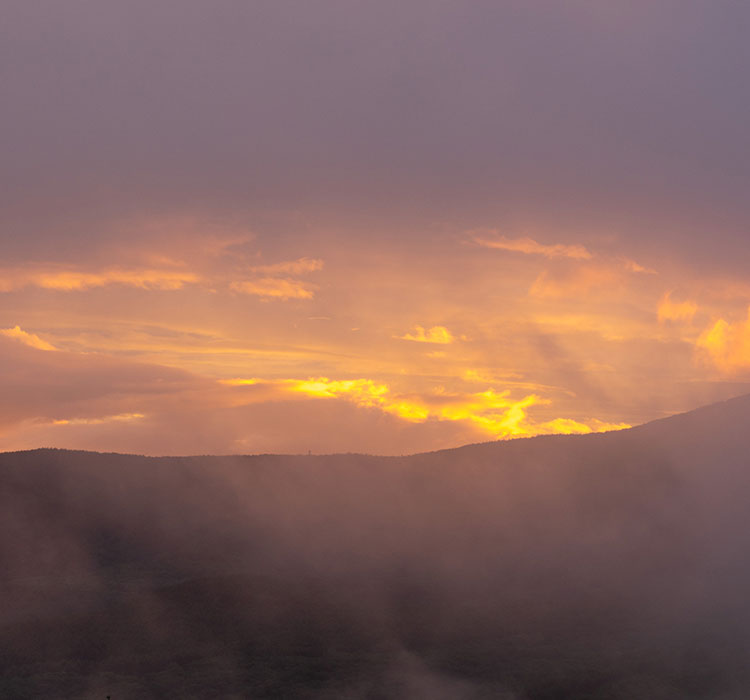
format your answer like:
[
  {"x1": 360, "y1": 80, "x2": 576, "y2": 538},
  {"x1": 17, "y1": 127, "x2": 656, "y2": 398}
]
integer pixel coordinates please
[
  {"x1": 470, "y1": 232, "x2": 592, "y2": 260},
  {"x1": 0, "y1": 267, "x2": 200, "y2": 292}
]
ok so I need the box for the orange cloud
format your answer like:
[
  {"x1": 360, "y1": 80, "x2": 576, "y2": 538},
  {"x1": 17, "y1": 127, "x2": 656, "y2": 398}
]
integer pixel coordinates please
[
  {"x1": 222, "y1": 376, "x2": 629, "y2": 439},
  {"x1": 0, "y1": 326, "x2": 57, "y2": 351},
  {"x1": 529, "y1": 264, "x2": 619, "y2": 298},
  {"x1": 230, "y1": 278, "x2": 317, "y2": 299},
  {"x1": 399, "y1": 325, "x2": 455, "y2": 344},
  {"x1": 622, "y1": 258, "x2": 656, "y2": 274},
  {"x1": 231, "y1": 256, "x2": 323, "y2": 300},
  {"x1": 249, "y1": 257, "x2": 324, "y2": 275},
  {"x1": 658, "y1": 292, "x2": 698, "y2": 323},
  {"x1": 471, "y1": 232, "x2": 592, "y2": 260},
  {"x1": 51, "y1": 413, "x2": 145, "y2": 426},
  {"x1": 535, "y1": 417, "x2": 630, "y2": 435},
  {"x1": 697, "y1": 308, "x2": 750, "y2": 372},
  {"x1": 0, "y1": 266, "x2": 200, "y2": 291}
]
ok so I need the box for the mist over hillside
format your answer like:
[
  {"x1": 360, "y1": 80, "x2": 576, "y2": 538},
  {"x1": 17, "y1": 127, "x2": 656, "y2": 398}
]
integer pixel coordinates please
[{"x1": 3, "y1": 395, "x2": 750, "y2": 698}]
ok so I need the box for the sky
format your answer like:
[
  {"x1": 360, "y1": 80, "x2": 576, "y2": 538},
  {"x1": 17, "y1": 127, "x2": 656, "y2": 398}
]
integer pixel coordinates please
[{"x1": 2, "y1": 0, "x2": 750, "y2": 455}]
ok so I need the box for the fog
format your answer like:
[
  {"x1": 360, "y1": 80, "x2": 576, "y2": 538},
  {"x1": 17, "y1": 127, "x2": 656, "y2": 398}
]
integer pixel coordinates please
[{"x1": 2, "y1": 395, "x2": 750, "y2": 698}]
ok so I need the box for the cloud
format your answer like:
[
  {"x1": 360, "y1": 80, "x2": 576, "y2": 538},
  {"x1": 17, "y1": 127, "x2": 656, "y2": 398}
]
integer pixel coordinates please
[
  {"x1": 697, "y1": 308, "x2": 750, "y2": 372},
  {"x1": 50, "y1": 413, "x2": 145, "y2": 426},
  {"x1": 535, "y1": 417, "x2": 630, "y2": 435},
  {"x1": 466, "y1": 232, "x2": 654, "y2": 300},
  {"x1": 529, "y1": 264, "x2": 620, "y2": 298},
  {"x1": 470, "y1": 232, "x2": 592, "y2": 260},
  {"x1": 623, "y1": 258, "x2": 656, "y2": 275},
  {"x1": 249, "y1": 257, "x2": 324, "y2": 275},
  {"x1": 0, "y1": 255, "x2": 322, "y2": 300},
  {"x1": 0, "y1": 323, "x2": 632, "y2": 456},
  {"x1": 0, "y1": 326, "x2": 57, "y2": 351},
  {"x1": 230, "y1": 278, "x2": 317, "y2": 300},
  {"x1": 0, "y1": 266, "x2": 200, "y2": 292},
  {"x1": 222, "y1": 376, "x2": 629, "y2": 439},
  {"x1": 658, "y1": 292, "x2": 698, "y2": 323},
  {"x1": 399, "y1": 325, "x2": 455, "y2": 344},
  {"x1": 230, "y1": 257, "x2": 323, "y2": 300}
]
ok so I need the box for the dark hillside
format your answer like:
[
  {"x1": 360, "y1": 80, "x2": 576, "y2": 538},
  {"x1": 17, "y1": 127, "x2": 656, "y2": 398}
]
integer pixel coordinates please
[{"x1": 3, "y1": 396, "x2": 750, "y2": 698}]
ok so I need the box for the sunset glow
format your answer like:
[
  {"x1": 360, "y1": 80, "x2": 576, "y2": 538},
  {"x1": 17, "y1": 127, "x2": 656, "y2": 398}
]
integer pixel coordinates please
[
  {"x1": 2, "y1": 1, "x2": 749, "y2": 456},
  {"x1": 1, "y1": 214, "x2": 747, "y2": 455}
]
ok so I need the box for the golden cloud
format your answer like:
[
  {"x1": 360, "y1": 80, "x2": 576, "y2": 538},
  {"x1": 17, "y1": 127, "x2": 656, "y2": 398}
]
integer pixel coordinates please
[
  {"x1": 0, "y1": 267, "x2": 200, "y2": 292},
  {"x1": 658, "y1": 292, "x2": 698, "y2": 323},
  {"x1": 399, "y1": 325, "x2": 455, "y2": 344},
  {"x1": 470, "y1": 232, "x2": 592, "y2": 260},
  {"x1": 50, "y1": 413, "x2": 145, "y2": 426},
  {"x1": 230, "y1": 278, "x2": 317, "y2": 300},
  {"x1": 249, "y1": 257, "x2": 324, "y2": 275},
  {"x1": 222, "y1": 376, "x2": 629, "y2": 439},
  {"x1": 535, "y1": 417, "x2": 631, "y2": 435},
  {"x1": 0, "y1": 325, "x2": 58, "y2": 351},
  {"x1": 697, "y1": 308, "x2": 750, "y2": 372}
]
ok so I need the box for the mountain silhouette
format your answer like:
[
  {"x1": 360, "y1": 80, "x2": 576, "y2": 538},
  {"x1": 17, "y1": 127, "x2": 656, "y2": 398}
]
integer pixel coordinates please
[{"x1": 2, "y1": 394, "x2": 750, "y2": 698}]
